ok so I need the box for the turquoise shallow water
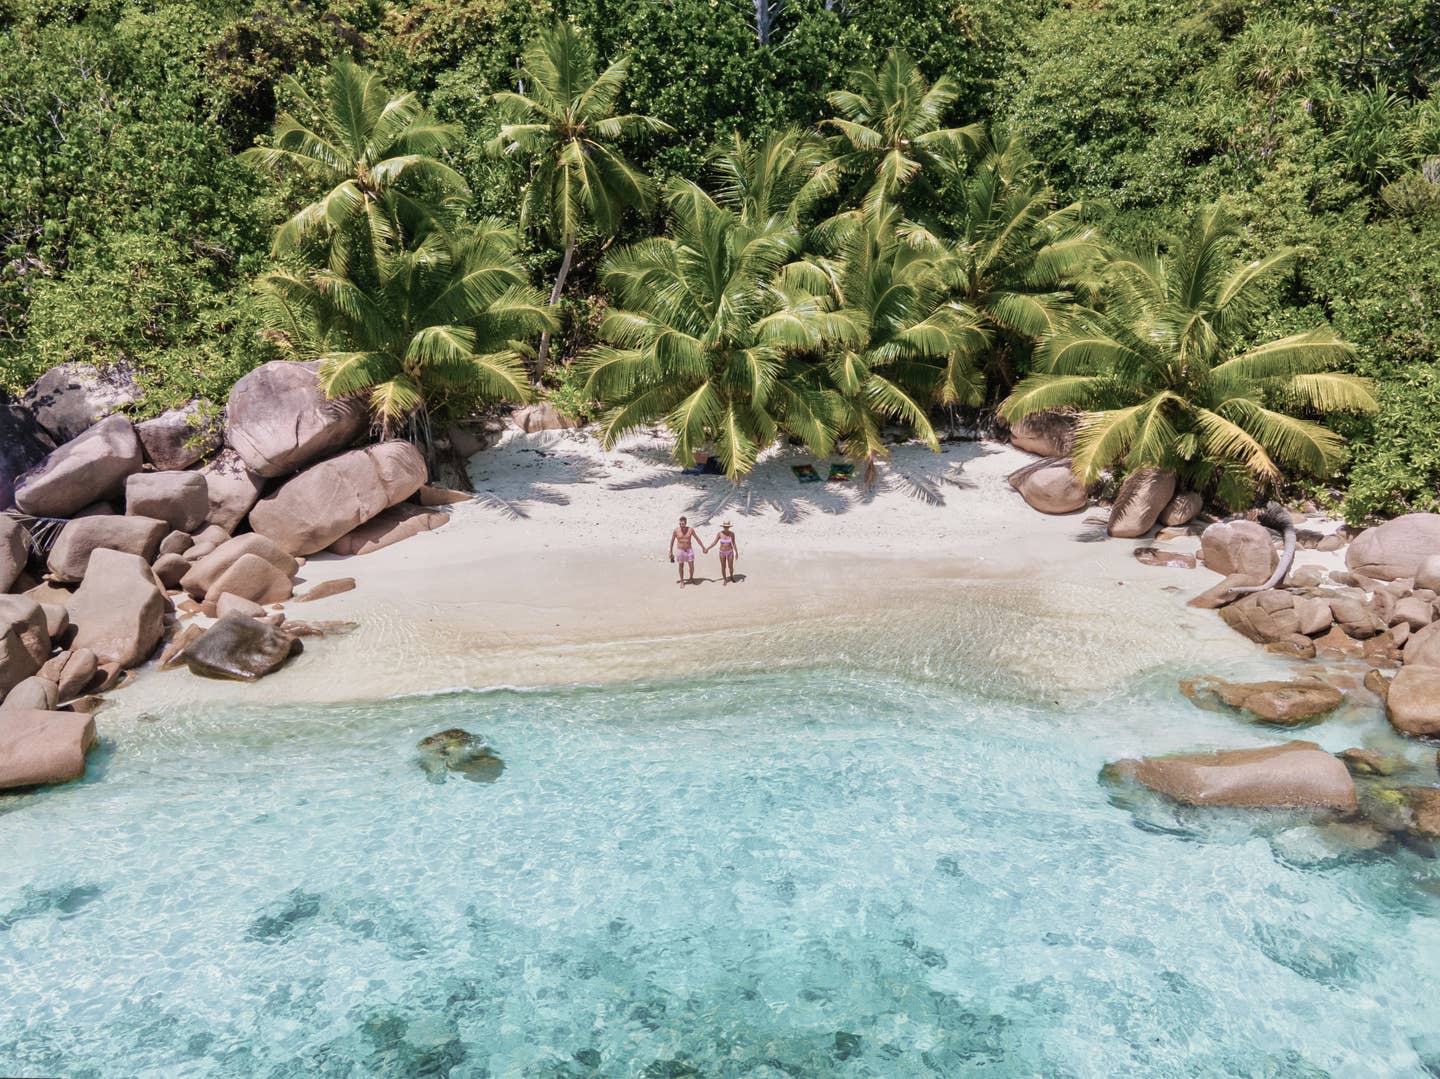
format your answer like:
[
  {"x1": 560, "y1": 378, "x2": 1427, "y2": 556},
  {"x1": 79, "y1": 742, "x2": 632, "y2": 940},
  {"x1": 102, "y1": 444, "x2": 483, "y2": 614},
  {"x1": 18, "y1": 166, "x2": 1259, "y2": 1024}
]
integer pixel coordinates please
[{"x1": 3, "y1": 668, "x2": 1440, "y2": 1077}]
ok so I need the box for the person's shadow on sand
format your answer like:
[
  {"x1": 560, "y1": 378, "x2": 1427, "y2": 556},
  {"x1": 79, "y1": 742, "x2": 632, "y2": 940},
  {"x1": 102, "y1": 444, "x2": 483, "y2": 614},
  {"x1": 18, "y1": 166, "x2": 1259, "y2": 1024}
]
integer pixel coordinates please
[{"x1": 680, "y1": 574, "x2": 748, "y2": 585}]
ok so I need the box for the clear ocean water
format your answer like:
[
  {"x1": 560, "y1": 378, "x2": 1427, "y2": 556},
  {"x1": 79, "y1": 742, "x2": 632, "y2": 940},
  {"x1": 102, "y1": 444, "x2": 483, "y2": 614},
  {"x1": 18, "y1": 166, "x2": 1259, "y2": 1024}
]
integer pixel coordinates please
[{"x1": 3, "y1": 667, "x2": 1440, "y2": 1077}]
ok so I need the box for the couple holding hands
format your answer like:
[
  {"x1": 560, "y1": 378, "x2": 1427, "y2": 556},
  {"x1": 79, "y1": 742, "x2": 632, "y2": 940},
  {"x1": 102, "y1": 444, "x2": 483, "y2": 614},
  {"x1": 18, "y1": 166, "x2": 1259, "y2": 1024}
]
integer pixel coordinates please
[{"x1": 668, "y1": 516, "x2": 740, "y2": 586}]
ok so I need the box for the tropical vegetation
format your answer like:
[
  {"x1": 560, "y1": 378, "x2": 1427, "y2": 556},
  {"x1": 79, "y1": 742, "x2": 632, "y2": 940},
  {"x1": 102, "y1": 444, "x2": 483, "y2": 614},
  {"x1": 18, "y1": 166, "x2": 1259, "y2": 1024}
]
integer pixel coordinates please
[{"x1": 1, "y1": 0, "x2": 1436, "y2": 520}]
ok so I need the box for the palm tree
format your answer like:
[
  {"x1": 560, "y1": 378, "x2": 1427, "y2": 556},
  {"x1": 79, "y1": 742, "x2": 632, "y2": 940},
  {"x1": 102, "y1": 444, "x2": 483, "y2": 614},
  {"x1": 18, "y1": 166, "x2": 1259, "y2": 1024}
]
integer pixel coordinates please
[
  {"x1": 822, "y1": 49, "x2": 983, "y2": 212},
  {"x1": 257, "y1": 206, "x2": 553, "y2": 440},
  {"x1": 490, "y1": 23, "x2": 671, "y2": 373},
  {"x1": 821, "y1": 208, "x2": 989, "y2": 480},
  {"x1": 709, "y1": 126, "x2": 835, "y2": 232},
  {"x1": 577, "y1": 181, "x2": 842, "y2": 478},
  {"x1": 241, "y1": 57, "x2": 467, "y2": 258},
  {"x1": 999, "y1": 207, "x2": 1378, "y2": 506},
  {"x1": 927, "y1": 132, "x2": 1106, "y2": 392}
]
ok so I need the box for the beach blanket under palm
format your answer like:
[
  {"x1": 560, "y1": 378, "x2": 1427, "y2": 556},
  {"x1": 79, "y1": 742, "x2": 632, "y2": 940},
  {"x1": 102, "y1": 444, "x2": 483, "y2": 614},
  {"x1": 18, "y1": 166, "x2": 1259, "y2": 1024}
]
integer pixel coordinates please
[
  {"x1": 791, "y1": 464, "x2": 821, "y2": 484},
  {"x1": 827, "y1": 463, "x2": 854, "y2": 482}
]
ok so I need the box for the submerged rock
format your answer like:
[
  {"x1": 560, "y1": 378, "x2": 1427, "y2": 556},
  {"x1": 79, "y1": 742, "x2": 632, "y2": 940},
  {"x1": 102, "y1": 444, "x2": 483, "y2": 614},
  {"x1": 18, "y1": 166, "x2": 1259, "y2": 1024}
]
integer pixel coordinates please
[
  {"x1": 416, "y1": 728, "x2": 504, "y2": 784},
  {"x1": 1103, "y1": 740, "x2": 1357, "y2": 810},
  {"x1": 1180, "y1": 676, "x2": 1344, "y2": 725}
]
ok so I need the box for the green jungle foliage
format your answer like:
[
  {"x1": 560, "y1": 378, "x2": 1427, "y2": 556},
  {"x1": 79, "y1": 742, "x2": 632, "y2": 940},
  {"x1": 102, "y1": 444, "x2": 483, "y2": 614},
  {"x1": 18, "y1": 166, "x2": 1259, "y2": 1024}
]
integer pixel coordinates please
[{"x1": 0, "y1": 0, "x2": 1436, "y2": 518}]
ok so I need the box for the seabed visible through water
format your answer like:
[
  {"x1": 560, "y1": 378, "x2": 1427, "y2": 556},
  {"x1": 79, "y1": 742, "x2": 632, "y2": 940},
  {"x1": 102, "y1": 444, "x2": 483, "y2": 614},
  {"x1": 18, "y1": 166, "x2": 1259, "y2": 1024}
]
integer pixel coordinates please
[{"x1": 4, "y1": 613, "x2": 1440, "y2": 1076}]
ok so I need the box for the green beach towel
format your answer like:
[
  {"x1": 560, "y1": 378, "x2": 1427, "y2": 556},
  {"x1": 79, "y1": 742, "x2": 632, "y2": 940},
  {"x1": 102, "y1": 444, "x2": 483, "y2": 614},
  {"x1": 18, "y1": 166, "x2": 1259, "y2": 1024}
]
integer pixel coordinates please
[
  {"x1": 827, "y1": 463, "x2": 854, "y2": 482},
  {"x1": 791, "y1": 464, "x2": 821, "y2": 484}
]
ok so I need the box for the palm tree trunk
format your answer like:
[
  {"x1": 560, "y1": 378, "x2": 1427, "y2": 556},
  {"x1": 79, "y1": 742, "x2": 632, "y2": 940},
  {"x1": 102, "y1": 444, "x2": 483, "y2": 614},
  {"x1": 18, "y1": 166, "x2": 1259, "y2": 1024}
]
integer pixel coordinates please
[{"x1": 535, "y1": 234, "x2": 577, "y2": 378}]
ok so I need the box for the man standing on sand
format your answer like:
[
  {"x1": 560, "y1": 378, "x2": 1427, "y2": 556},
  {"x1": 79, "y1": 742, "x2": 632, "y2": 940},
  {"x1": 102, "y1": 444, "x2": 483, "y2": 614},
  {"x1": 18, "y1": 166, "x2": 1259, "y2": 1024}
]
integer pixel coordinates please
[{"x1": 669, "y1": 516, "x2": 702, "y2": 585}]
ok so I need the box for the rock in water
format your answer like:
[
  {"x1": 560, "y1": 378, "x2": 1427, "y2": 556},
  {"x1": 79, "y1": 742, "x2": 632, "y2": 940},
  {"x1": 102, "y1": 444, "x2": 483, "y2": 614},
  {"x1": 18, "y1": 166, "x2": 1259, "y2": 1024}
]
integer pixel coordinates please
[
  {"x1": 248, "y1": 442, "x2": 428, "y2": 556},
  {"x1": 225, "y1": 360, "x2": 368, "y2": 478},
  {"x1": 1181, "y1": 676, "x2": 1343, "y2": 725},
  {"x1": 13, "y1": 415, "x2": 144, "y2": 518},
  {"x1": 1386, "y1": 666, "x2": 1440, "y2": 737},
  {"x1": 1346, "y1": 513, "x2": 1440, "y2": 581},
  {"x1": 0, "y1": 709, "x2": 97, "y2": 790},
  {"x1": 415, "y1": 728, "x2": 504, "y2": 784},
  {"x1": 1103, "y1": 741, "x2": 1357, "y2": 810},
  {"x1": 183, "y1": 616, "x2": 302, "y2": 681},
  {"x1": 21, "y1": 362, "x2": 141, "y2": 443},
  {"x1": 1106, "y1": 467, "x2": 1177, "y2": 538}
]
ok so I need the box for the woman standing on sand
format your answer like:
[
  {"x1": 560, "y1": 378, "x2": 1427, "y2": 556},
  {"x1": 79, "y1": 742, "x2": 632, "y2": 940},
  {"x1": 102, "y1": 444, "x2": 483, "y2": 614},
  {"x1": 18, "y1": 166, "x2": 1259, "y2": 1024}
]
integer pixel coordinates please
[{"x1": 705, "y1": 521, "x2": 739, "y2": 585}]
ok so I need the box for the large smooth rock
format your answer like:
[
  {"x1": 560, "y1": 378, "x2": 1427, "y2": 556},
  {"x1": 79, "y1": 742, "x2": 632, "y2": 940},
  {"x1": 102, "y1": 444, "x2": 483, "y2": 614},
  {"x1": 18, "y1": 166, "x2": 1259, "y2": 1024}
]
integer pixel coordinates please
[
  {"x1": 1008, "y1": 457, "x2": 1088, "y2": 515},
  {"x1": 0, "y1": 595, "x2": 51, "y2": 672},
  {"x1": 1105, "y1": 741, "x2": 1356, "y2": 810},
  {"x1": 125, "y1": 471, "x2": 209, "y2": 532},
  {"x1": 46, "y1": 515, "x2": 167, "y2": 583},
  {"x1": 1159, "y1": 491, "x2": 1203, "y2": 527},
  {"x1": 0, "y1": 515, "x2": 25, "y2": 592},
  {"x1": 56, "y1": 648, "x2": 97, "y2": 701},
  {"x1": 1346, "y1": 513, "x2": 1440, "y2": 581},
  {"x1": 1, "y1": 676, "x2": 58, "y2": 713},
  {"x1": 196, "y1": 448, "x2": 265, "y2": 533},
  {"x1": 180, "y1": 534, "x2": 299, "y2": 600},
  {"x1": 135, "y1": 400, "x2": 222, "y2": 471},
  {"x1": 1327, "y1": 597, "x2": 1385, "y2": 640},
  {"x1": 1106, "y1": 467, "x2": 1177, "y2": 538},
  {"x1": 0, "y1": 393, "x2": 53, "y2": 511},
  {"x1": 1386, "y1": 666, "x2": 1440, "y2": 737},
  {"x1": 0, "y1": 709, "x2": 96, "y2": 789},
  {"x1": 201, "y1": 553, "x2": 294, "y2": 612},
  {"x1": 511, "y1": 403, "x2": 578, "y2": 434},
  {"x1": 1403, "y1": 622, "x2": 1440, "y2": 668},
  {"x1": 183, "y1": 615, "x2": 301, "y2": 681},
  {"x1": 1200, "y1": 520, "x2": 1277, "y2": 579},
  {"x1": 249, "y1": 442, "x2": 427, "y2": 556},
  {"x1": 225, "y1": 360, "x2": 367, "y2": 478},
  {"x1": 326, "y1": 503, "x2": 448, "y2": 556},
  {"x1": 1181, "y1": 676, "x2": 1343, "y2": 725},
  {"x1": 21, "y1": 362, "x2": 140, "y2": 444},
  {"x1": 13, "y1": 415, "x2": 144, "y2": 518},
  {"x1": 66, "y1": 549, "x2": 165, "y2": 669},
  {"x1": 1390, "y1": 595, "x2": 1432, "y2": 631},
  {"x1": 1219, "y1": 589, "x2": 1301, "y2": 643},
  {"x1": 1008, "y1": 410, "x2": 1077, "y2": 457},
  {"x1": 1414, "y1": 554, "x2": 1440, "y2": 594}
]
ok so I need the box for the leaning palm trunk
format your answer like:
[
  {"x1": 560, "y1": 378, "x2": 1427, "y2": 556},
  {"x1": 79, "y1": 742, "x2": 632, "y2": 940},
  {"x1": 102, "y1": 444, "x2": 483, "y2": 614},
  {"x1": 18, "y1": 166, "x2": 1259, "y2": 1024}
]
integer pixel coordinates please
[
  {"x1": 1229, "y1": 503, "x2": 1298, "y2": 595},
  {"x1": 535, "y1": 234, "x2": 577, "y2": 377}
]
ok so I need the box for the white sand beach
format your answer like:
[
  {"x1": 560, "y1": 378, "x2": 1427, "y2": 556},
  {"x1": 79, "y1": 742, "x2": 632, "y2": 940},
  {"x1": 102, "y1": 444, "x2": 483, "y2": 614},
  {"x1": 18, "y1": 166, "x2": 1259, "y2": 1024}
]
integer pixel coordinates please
[{"x1": 106, "y1": 428, "x2": 1306, "y2": 716}]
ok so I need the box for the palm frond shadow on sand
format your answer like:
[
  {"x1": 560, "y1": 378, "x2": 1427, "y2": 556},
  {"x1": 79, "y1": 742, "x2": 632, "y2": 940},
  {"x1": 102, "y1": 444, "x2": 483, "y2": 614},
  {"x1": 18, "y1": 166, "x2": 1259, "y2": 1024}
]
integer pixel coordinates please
[{"x1": 599, "y1": 439, "x2": 1002, "y2": 525}]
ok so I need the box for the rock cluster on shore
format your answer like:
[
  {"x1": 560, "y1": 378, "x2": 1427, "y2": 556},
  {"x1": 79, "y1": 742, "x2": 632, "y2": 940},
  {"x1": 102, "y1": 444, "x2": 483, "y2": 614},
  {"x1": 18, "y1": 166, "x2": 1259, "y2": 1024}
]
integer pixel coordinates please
[
  {"x1": 1003, "y1": 414, "x2": 1440, "y2": 849},
  {"x1": 0, "y1": 359, "x2": 471, "y2": 792}
]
